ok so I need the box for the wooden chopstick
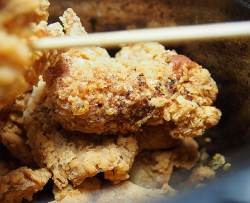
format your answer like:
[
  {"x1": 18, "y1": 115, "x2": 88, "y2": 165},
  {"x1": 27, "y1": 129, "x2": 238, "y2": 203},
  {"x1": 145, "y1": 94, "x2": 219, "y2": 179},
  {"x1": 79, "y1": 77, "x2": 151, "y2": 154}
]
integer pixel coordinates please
[{"x1": 31, "y1": 21, "x2": 250, "y2": 50}]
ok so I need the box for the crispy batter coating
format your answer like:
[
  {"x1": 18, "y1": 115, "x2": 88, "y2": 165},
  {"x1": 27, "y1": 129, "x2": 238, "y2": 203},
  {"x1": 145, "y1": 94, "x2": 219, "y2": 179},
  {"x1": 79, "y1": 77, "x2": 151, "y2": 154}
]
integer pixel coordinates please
[
  {"x1": 51, "y1": 177, "x2": 102, "y2": 203},
  {"x1": 51, "y1": 178, "x2": 178, "y2": 203},
  {"x1": 24, "y1": 81, "x2": 138, "y2": 189},
  {"x1": 129, "y1": 138, "x2": 198, "y2": 189},
  {"x1": 44, "y1": 9, "x2": 221, "y2": 138},
  {"x1": 0, "y1": 0, "x2": 64, "y2": 110},
  {"x1": 0, "y1": 167, "x2": 51, "y2": 203},
  {"x1": 0, "y1": 93, "x2": 36, "y2": 166}
]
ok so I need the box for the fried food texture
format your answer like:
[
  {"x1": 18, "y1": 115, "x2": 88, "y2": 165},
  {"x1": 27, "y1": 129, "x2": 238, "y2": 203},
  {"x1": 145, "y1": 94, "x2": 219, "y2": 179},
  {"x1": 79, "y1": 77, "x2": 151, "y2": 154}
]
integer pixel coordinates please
[
  {"x1": 24, "y1": 81, "x2": 138, "y2": 189},
  {"x1": 0, "y1": 92, "x2": 36, "y2": 166},
  {"x1": 51, "y1": 178, "x2": 178, "y2": 203},
  {"x1": 0, "y1": 5, "x2": 223, "y2": 203},
  {"x1": 0, "y1": 167, "x2": 51, "y2": 203},
  {"x1": 0, "y1": 0, "x2": 64, "y2": 110},
  {"x1": 44, "y1": 9, "x2": 221, "y2": 138},
  {"x1": 129, "y1": 138, "x2": 199, "y2": 189}
]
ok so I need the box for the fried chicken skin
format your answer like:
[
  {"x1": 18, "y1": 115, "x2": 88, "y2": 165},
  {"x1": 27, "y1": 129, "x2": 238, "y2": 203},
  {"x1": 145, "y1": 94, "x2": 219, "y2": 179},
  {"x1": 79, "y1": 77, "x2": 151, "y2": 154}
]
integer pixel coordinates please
[
  {"x1": 0, "y1": 92, "x2": 36, "y2": 166},
  {"x1": 0, "y1": 0, "x2": 64, "y2": 110},
  {"x1": 0, "y1": 167, "x2": 51, "y2": 203},
  {"x1": 51, "y1": 178, "x2": 178, "y2": 203},
  {"x1": 24, "y1": 81, "x2": 138, "y2": 189},
  {"x1": 129, "y1": 138, "x2": 198, "y2": 189},
  {"x1": 44, "y1": 9, "x2": 221, "y2": 138}
]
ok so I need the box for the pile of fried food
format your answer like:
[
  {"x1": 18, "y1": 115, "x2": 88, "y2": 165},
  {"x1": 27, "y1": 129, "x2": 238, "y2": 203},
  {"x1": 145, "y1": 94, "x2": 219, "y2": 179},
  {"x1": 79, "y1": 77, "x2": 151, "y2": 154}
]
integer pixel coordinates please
[{"x1": 0, "y1": 0, "x2": 223, "y2": 202}]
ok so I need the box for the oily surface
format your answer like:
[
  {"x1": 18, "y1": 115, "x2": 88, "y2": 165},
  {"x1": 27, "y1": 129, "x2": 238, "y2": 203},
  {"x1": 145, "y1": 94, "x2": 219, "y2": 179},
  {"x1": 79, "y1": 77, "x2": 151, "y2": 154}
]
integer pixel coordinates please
[{"x1": 0, "y1": 2, "x2": 224, "y2": 203}]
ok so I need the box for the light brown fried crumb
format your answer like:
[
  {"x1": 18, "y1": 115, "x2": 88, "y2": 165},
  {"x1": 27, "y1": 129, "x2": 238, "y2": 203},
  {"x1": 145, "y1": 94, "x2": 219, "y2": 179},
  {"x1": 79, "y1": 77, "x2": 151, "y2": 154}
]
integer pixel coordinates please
[
  {"x1": 0, "y1": 93, "x2": 36, "y2": 166},
  {"x1": 209, "y1": 153, "x2": 226, "y2": 170},
  {"x1": 24, "y1": 81, "x2": 138, "y2": 189},
  {"x1": 0, "y1": 167, "x2": 51, "y2": 203},
  {"x1": 199, "y1": 147, "x2": 210, "y2": 164},
  {"x1": 129, "y1": 138, "x2": 199, "y2": 189},
  {"x1": 51, "y1": 177, "x2": 102, "y2": 203},
  {"x1": 222, "y1": 163, "x2": 231, "y2": 171},
  {"x1": 204, "y1": 137, "x2": 211, "y2": 143}
]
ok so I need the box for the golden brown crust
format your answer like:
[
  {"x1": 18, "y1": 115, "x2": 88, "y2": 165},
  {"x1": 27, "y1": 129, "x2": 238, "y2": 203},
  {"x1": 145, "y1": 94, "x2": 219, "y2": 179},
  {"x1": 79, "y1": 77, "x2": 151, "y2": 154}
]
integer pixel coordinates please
[
  {"x1": 45, "y1": 43, "x2": 221, "y2": 138},
  {"x1": 0, "y1": 6, "x2": 223, "y2": 202},
  {"x1": 51, "y1": 177, "x2": 102, "y2": 203},
  {"x1": 129, "y1": 138, "x2": 199, "y2": 189},
  {"x1": 0, "y1": 93, "x2": 36, "y2": 166},
  {"x1": 0, "y1": 167, "x2": 51, "y2": 203},
  {"x1": 43, "y1": 9, "x2": 221, "y2": 138},
  {"x1": 0, "y1": 0, "x2": 64, "y2": 110},
  {"x1": 24, "y1": 81, "x2": 138, "y2": 189}
]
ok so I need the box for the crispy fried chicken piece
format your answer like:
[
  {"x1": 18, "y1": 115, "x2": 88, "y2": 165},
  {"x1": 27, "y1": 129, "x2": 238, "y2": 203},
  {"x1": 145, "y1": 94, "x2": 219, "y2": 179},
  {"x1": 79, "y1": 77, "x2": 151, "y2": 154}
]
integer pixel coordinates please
[
  {"x1": 0, "y1": 93, "x2": 36, "y2": 166},
  {"x1": 0, "y1": 167, "x2": 51, "y2": 203},
  {"x1": 44, "y1": 9, "x2": 221, "y2": 138},
  {"x1": 129, "y1": 138, "x2": 198, "y2": 189},
  {"x1": 0, "y1": 0, "x2": 64, "y2": 110},
  {"x1": 24, "y1": 81, "x2": 138, "y2": 189},
  {"x1": 51, "y1": 178, "x2": 178, "y2": 203}
]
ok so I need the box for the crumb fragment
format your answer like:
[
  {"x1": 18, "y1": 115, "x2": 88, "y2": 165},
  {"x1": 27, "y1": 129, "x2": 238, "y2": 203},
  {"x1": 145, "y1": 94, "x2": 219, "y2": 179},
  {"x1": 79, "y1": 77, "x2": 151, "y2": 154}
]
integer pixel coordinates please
[
  {"x1": 209, "y1": 153, "x2": 226, "y2": 170},
  {"x1": 223, "y1": 163, "x2": 231, "y2": 171},
  {"x1": 24, "y1": 81, "x2": 138, "y2": 189},
  {"x1": 129, "y1": 138, "x2": 199, "y2": 189},
  {"x1": 204, "y1": 137, "x2": 211, "y2": 143}
]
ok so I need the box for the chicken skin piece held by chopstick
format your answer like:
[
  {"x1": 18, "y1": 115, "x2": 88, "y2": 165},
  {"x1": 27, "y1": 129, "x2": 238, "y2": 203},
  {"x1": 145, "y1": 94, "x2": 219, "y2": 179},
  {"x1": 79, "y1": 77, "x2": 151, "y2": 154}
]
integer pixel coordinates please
[
  {"x1": 44, "y1": 43, "x2": 221, "y2": 138},
  {"x1": 44, "y1": 8, "x2": 221, "y2": 139}
]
